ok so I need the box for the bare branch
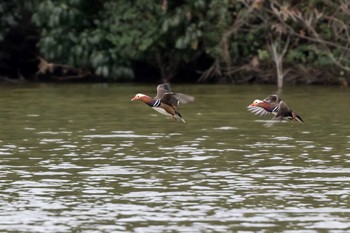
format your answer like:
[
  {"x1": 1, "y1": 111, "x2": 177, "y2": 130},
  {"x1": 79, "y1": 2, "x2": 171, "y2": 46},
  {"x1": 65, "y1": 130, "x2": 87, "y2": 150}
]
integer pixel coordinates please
[
  {"x1": 267, "y1": 0, "x2": 350, "y2": 72},
  {"x1": 268, "y1": 35, "x2": 290, "y2": 89}
]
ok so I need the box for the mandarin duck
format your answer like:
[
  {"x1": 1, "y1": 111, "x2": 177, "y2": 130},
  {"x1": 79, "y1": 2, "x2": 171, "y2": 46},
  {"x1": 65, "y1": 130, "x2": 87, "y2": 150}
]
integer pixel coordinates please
[
  {"x1": 131, "y1": 83, "x2": 194, "y2": 123},
  {"x1": 247, "y1": 94, "x2": 304, "y2": 125}
]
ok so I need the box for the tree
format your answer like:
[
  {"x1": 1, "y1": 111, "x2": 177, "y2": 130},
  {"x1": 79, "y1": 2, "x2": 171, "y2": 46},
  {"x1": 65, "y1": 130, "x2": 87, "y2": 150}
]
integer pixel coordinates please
[
  {"x1": 1, "y1": 0, "x2": 349, "y2": 85},
  {"x1": 263, "y1": 0, "x2": 350, "y2": 85},
  {"x1": 31, "y1": 0, "x2": 211, "y2": 81}
]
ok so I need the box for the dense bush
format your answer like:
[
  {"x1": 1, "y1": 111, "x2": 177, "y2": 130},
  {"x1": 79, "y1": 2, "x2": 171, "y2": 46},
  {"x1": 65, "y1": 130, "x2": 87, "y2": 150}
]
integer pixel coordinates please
[{"x1": 0, "y1": 0, "x2": 349, "y2": 84}]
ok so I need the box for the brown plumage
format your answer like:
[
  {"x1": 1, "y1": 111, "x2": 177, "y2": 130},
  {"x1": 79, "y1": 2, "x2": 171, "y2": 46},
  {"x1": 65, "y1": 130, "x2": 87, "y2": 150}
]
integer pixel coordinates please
[
  {"x1": 131, "y1": 83, "x2": 194, "y2": 123},
  {"x1": 248, "y1": 94, "x2": 304, "y2": 125}
]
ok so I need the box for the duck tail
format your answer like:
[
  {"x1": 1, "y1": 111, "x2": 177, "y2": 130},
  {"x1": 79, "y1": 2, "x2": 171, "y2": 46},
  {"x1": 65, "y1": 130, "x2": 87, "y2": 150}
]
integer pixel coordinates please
[
  {"x1": 174, "y1": 111, "x2": 186, "y2": 123},
  {"x1": 294, "y1": 112, "x2": 304, "y2": 124}
]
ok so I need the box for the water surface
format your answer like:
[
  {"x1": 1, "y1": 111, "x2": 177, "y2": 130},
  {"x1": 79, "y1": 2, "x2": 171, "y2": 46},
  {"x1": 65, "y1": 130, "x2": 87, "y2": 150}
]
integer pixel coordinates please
[{"x1": 0, "y1": 84, "x2": 349, "y2": 232}]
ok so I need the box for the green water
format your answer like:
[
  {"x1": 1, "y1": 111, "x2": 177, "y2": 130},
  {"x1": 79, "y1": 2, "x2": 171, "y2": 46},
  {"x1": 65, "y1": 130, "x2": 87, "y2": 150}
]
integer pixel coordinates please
[{"x1": 0, "y1": 83, "x2": 349, "y2": 232}]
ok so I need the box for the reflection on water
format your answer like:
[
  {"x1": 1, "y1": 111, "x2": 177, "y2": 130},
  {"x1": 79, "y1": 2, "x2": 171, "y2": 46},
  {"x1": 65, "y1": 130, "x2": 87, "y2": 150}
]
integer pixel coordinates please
[{"x1": 0, "y1": 84, "x2": 349, "y2": 232}]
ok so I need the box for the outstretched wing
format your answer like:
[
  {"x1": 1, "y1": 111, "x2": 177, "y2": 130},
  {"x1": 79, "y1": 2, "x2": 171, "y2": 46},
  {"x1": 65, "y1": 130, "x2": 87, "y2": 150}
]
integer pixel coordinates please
[
  {"x1": 160, "y1": 93, "x2": 179, "y2": 107},
  {"x1": 275, "y1": 101, "x2": 292, "y2": 120},
  {"x1": 264, "y1": 94, "x2": 281, "y2": 103},
  {"x1": 154, "y1": 83, "x2": 172, "y2": 99},
  {"x1": 174, "y1": 93, "x2": 195, "y2": 104},
  {"x1": 155, "y1": 83, "x2": 194, "y2": 105},
  {"x1": 247, "y1": 105, "x2": 271, "y2": 117}
]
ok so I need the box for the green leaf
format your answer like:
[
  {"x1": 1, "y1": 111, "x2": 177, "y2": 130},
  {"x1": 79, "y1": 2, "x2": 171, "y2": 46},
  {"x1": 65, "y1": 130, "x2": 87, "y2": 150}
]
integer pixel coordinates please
[
  {"x1": 102, "y1": 66, "x2": 109, "y2": 77},
  {"x1": 175, "y1": 37, "x2": 185, "y2": 49},
  {"x1": 162, "y1": 19, "x2": 169, "y2": 32},
  {"x1": 258, "y1": 49, "x2": 270, "y2": 60},
  {"x1": 92, "y1": 53, "x2": 104, "y2": 67}
]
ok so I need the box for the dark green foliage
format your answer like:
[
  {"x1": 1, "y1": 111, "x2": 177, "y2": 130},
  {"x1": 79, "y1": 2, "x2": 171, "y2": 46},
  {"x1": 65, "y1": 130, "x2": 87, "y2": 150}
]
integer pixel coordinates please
[{"x1": 0, "y1": 0, "x2": 349, "y2": 83}]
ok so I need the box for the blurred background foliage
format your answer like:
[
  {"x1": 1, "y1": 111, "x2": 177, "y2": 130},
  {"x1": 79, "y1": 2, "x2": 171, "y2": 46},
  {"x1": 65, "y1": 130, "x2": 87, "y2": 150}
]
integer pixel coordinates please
[{"x1": 0, "y1": 0, "x2": 349, "y2": 84}]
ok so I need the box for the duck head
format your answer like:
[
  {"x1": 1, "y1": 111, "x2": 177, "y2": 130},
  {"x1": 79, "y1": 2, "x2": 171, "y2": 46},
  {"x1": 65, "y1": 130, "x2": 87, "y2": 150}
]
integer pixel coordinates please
[
  {"x1": 131, "y1": 93, "x2": 145, "y2": 101},
  {"x1": 131, "y1": 93, "x2": 153, "y2": 103},
  {"x1": 249, "y1": 99, "x2": 264, "y2": 107}
]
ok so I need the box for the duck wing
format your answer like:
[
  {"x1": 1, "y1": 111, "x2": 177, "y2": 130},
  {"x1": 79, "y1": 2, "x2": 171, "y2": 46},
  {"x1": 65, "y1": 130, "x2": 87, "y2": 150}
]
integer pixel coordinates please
[
  {"x1": 154, "y1": 83, "x2": 172, "y2": 99},
  {"x1": 155, "y1": 83, "x2": 194, "y2": 105},
  {"x1": 275, "y1": 101, "x2": 292, "y2": 120},
  {"x1": 247, "y1": 98, "x2": 279, "y2": 117},
  {"x1": 173, "y1": 93, "x2": 195, "y2": 104},
  {"x1": 247, "y1": 105, "x2": 272, "y2": 117},
  {"x1": 264, "y1": 94, "x2": 281, "y2": 103},
  {"x1": 159, "y1": 93, "x2": 179, "y2": 107}
]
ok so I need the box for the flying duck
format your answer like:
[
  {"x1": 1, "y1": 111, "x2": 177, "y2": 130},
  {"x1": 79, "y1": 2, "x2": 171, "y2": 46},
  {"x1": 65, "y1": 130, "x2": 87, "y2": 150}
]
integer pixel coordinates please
[
  {"x1": 247, "y1": 94, "x2": 304, "y2": 124},
  {"x1": 131, "y1": 83, "x2": 194, "y2": 123}
]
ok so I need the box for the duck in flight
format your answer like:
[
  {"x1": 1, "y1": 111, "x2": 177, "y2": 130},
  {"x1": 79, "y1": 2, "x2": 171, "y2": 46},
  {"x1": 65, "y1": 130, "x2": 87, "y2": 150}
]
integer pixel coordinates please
[
  {"x1": 247, "y1": 94, "x2": 304, "y2": 125},
  {"x1": 131, "y1": 83, "x2": 194, "y2": 123}
]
